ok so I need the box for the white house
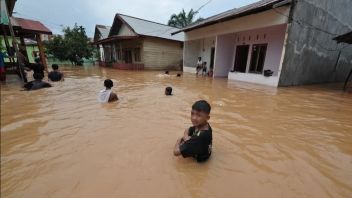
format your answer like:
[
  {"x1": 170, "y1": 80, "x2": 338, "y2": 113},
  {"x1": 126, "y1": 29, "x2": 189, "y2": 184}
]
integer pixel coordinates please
[{"x1": 173, "y1": 0, "x2": 352, "y2": 86}]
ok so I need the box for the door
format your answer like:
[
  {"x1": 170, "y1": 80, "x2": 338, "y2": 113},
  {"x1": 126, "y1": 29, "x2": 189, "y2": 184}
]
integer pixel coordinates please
[
  {"x1": 233, "y1": 45, "x2": 249, "y2": 73},
  {"x1": 249, "y1": 44, "x2": 267, "y2": 74},
  {"x1": 123, "y1": 50, "x2": 132, "y2": 64},
  {"x1": 210, "y1": 47, "x2": 215, "y2": 70}
]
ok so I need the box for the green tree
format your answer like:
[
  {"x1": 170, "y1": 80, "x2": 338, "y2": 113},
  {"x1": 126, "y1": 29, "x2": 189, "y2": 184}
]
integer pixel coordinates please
[
  {"x1": 168, "y1": 9, "x2": 203, "y2": 28},
  {"x1": 46, "y1": 24, "x2": 93, "y2": 65}
]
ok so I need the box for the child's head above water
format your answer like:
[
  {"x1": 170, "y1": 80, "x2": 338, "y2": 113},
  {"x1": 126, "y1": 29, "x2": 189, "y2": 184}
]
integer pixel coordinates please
[
  {"x1": 165, "y1": 86, "x2": 172, "y2": 95},
  {"x1": 191, "y1": 100, "x2": 211, "y2": 127},
  {"x1": 52, "y1": 64, "x2": 59, "y2": 70},
  {"x1": 104, "y1": 79, "x2": 114, "y2": 89}
]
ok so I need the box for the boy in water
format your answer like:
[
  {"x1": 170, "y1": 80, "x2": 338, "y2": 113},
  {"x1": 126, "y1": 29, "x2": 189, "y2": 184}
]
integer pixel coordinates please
[
  {"x1": 98, "y1": 79, "x2": 118, "y2": 103},
  {"x1": 23, "y1": 73, "x2": 52, "y2": 91},
  {"x1": 165, "y1": 86, "x2": 172, "y2": 95},
  {"x1": 48, "y1": 64, "x2": 64, "y2": 81},
  {"x1": 173, "y1": 100, "x2": 212, "y2": 162}
]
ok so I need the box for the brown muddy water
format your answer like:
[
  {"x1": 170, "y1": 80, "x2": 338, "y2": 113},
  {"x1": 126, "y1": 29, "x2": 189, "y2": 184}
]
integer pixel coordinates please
[{"x1": 1, "y1": 66, "x2": 352, "y2": 198}]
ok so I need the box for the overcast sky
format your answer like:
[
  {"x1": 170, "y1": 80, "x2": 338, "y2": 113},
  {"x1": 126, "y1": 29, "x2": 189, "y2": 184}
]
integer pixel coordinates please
[{"x1": 13, "y1": 0, "x2": 258, "y2": 37}]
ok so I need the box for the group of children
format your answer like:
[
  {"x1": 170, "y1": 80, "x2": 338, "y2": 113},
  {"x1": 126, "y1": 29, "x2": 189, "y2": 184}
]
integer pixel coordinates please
[
  {"x1": 23, "y1": 63, "x2": 64, "y2": 91},
  {"x1": 98, "y1": 72, "x2": 212, "y2": 163},
  {"x1": 196, "y1": 57, "x2": 213, "y2": 77}
]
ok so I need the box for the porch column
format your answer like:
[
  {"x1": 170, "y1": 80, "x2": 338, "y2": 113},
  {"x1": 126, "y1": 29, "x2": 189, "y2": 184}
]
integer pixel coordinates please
[
  {"x1": 36, "y1": 34, "x2": 48, "y2": 71},
  {"x1": 19, "y1": 36, "x2": 29, "y2": 61}
]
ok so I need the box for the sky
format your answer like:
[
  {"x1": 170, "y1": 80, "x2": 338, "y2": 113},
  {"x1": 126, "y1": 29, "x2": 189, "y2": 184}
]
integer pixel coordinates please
[{"x1": 14, "y1": 0, "x2": 258, "y2": 37}]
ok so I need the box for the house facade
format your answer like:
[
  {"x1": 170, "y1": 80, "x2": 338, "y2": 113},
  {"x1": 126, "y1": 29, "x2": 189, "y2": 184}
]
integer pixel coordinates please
[
  {"x1": 94, "y1": 25, "x2": 111, "y2": 63},
  {"x1": 174, "y1": 0, "x2": 352, "y2": 86},
  {"x1": 94, "y1": 14, "x2": 184, "y2": 70}
]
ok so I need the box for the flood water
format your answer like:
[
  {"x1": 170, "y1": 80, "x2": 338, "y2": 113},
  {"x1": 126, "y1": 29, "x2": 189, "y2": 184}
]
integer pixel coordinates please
[{"x1": 1, "y1": 66, "x2": 352, "y2": 198}]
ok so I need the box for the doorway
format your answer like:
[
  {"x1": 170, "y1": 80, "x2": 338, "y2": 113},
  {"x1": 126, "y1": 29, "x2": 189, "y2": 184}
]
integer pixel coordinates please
[
  {"x1": 233, "y1": 45, "x2": 249, "y2": 73},
  {"x1": 210, "y1": 47, "x2": 215, "y2": 70}
]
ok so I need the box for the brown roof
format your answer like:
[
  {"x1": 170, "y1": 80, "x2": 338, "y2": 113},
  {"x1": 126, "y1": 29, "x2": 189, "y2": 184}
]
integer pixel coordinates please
[
  {"x1": 172, "y1": 0, "x2": 291, "y2": 35},
  {"x1": 11, "y1": 17, "x2": 52, "y2": 35}
]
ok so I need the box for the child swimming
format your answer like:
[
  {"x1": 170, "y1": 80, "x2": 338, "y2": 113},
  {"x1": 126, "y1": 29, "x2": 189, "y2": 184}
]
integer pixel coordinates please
[
  {"x1": 98, "y1": 79, "x2": 118, "y2": 103},
  {"x1": 173, "y1": 100, "x2": 212, "y2": 162}
]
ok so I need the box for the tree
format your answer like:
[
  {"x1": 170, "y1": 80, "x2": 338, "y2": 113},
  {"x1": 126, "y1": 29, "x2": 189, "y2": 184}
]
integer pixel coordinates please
[
  {"x1": 168, "y1": 9, "x2": 203, "y2": 28},
  {"x1": 46, "y1": 24, "x2": 93, "y2": 65}
]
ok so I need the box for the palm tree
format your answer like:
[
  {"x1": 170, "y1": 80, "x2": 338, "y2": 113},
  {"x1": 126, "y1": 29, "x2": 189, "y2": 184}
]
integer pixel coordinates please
[{"x1": 168, "y1": 9, "x2": 202, "y2": 28}]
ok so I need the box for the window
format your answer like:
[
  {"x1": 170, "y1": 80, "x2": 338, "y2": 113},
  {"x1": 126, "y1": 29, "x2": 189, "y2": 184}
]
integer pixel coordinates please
[
  {"x1": 134, "y1": 48, "x2": 141, "y2": 62},
  {"x1": 249, "y1": 44, "x2": 267, "y2": 74}
]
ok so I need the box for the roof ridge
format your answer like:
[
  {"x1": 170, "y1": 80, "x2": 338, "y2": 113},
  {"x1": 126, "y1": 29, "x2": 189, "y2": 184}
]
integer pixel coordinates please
[
  {"x1": 96, "y1": 24, "x2": 111, "y2": 28},
  {"x1": 116, "y1": 13, "x2": 180, "y2": 29}
]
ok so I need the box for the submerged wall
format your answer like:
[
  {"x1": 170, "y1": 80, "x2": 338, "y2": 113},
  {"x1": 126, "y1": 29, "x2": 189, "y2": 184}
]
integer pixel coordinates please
[{"x1": 279, "y1": 0, "x2": 352, "y2": 86}]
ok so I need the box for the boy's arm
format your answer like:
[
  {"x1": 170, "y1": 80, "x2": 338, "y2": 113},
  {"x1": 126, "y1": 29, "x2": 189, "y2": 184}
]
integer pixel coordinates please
[
  {"x1": 173, "y1": 138, "x2": 183, "y2": 156},
  {"x1": 183, "y1": 128, "x2": 191, "y2": 141}
]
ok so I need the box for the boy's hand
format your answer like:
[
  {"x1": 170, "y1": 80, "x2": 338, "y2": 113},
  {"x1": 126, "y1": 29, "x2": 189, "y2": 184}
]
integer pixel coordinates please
[
  {"x1": 183, "y1": 135, "x2": 191, "y2": 141},
  {"x1": 182, "y1": 129, "x2": 191, "y2": 141}
]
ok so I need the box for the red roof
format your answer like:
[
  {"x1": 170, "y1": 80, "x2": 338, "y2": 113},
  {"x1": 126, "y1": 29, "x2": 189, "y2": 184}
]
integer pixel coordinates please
[{"x1": 11, "y1": 17, "x2": 52, "y2": 35}]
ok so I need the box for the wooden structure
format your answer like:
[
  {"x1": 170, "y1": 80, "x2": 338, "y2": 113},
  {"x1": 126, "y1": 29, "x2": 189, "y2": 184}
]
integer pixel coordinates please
[
  {"x1": 94, "y1": 13, "x2": 184, "y2": 70},
  {"x1": 1, "y1": 0, "x2": 52, "y2": 81}
]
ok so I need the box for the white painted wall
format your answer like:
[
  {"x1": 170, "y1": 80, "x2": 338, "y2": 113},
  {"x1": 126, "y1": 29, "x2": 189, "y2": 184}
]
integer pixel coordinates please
[
  {"x1": 231, "y1": 24, "x2": 287, "y2": 76},
  {"x1": 213, "y1": 33, "x2": 235, "y2": 77},
  {"x1": 228, "y1": 72, "x2": 279, "y2": 87},
  {"x1": 185, "y1": 6, "x2": 289, "y2": 41},
  {"x1": 183, "y1": 37, "x2": 215, "y2": 71},
  {"x1": 183, "y1": 40, "x2": 200, "y2": 68}
]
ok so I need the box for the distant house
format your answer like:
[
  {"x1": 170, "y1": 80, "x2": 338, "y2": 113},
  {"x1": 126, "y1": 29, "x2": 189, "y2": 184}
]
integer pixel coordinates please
[
  {"x1": 94, "y1": 25, "x2": 111, "y2": 62},
  {"x1": 173, "y1": 0, "x2": 352, "y2": 86},
  {"x1": 94, "y1": 14, "x2": 184, "y2": 70}
]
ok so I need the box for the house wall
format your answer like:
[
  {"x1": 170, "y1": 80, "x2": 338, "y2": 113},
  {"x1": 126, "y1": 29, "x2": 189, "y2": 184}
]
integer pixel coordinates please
[
  {"x1": 213, "y1": 24, "x2": 287, "y2": 85},
  {"x1": 142, "y1": 37, "x2": 183, "y2": 70},
  {"x1": 279, "y1": 0, "x2": 352, "y2": 86},
  {"x1": 118, "y1": 24, "x2": 136, "y2": 36},
  {"x1": 185, "y1": 6, "x2": 289, "y2": 41},
  {"x1": 232, "y1": 24, "x2": 287, "y2": 75},
  {"x1": 183, "y1": 37, "x2": 215, "y2": 72},
  {"x1": 183, "y1": 40, "x2": 200, "y2": 70},
  {"x1": 214, "y1": 33, "x2": 235, "y2": 77},
  {"x1": 183, "y1": 6, "x2": 289, "y2": 78}
]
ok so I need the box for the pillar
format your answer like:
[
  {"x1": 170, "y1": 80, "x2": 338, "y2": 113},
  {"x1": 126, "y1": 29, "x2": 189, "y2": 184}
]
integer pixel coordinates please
[{"x1": 36, "y1": 34, "x2": 47, "y2": 71}]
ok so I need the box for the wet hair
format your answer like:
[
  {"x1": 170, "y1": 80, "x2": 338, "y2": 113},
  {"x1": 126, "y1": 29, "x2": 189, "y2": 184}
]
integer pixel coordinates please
[
  {"x1": 165, "y1": 86, "x2": 172, "y2": 95},
  {"x1": 176, "y1": 73, "x2": 181, "y2": 77},
  {"x1": 165, "y1": 71, "x2": 169, "y2": 75},
  {"x1": 33, "y1": 73, "x2": 44, "y2": 80},
  {"x1": 198, "y1": 57, "x2": 201, "y2": 60},
  {"x1": 192, "y1": 100, "x2": 211, "y2": 114},
  {"x1": 104, "y1": 79, "x2": 113, "y2": 89},
  {"x1": 52, "y1": 64, "x2": 59, "y2": 70}
]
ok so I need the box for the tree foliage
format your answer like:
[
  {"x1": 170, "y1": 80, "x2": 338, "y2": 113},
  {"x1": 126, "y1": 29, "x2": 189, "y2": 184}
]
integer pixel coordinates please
[
  {"x1": 167, "y1": 9, "x2": 203, "y2": 28},
  {"x1": 46, "y1": 24, "x2": 93, "y2": 65}
]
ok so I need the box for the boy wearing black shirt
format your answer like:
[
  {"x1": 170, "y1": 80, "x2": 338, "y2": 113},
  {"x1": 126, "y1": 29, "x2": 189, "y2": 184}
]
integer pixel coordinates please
[
  {"x1": 174, "y1": 100, "x2": 212, "y2": 162},
  {"x1": 48, "y1": 64, "x2": 64, "y2": 81}
]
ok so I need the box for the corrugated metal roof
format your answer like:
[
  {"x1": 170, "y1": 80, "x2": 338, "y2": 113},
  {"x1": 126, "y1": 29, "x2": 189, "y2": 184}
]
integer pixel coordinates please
[
  {"x1": 172, "y1": 0, "x2": 290, "y2": 35},
  {"x1": 96, "y1": 25, "x2": 111, "y2": 39},
  {"x1": 11, "y1": 17, "x2": 52, "y2": 34},
  {"x1": 117, "y1": 14, "x2": 184, "y2": 41}
]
